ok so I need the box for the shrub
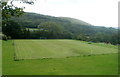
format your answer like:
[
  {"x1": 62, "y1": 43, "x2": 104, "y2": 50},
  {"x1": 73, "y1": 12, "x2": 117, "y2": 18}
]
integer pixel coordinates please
[
  {"x1": 2, "y1": 34, "x2": 8, "y2": 41},
  {"x1": 8, "y1": 36, "x2": 11, "y2": 39}
]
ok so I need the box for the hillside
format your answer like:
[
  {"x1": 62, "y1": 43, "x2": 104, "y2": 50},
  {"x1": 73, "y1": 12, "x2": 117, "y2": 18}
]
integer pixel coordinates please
[
  {"x1": 59, "y1": 17, "x2": 92, "y2": 26},
  {"x1": 11, "y1": 12, "x2": 93, "y2": 28},
  {"x1": 4, "y1": 12, "x2": 118, "y2": 44},
  {"x1": 11, "y1": 12, "x2": 117, "y2": 34}
]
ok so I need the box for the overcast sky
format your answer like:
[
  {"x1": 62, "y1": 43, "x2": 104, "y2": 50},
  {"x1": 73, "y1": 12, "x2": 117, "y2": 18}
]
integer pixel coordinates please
[{"x1": 12, "y1": 0, "x2": 119, "y2": 27}]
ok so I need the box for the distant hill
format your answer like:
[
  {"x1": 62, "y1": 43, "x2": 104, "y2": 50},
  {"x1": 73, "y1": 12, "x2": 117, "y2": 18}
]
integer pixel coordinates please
[
  {"x1": 9, "y1": 12, "x2": 118, "y2": 44},
  {"x1": 11, "y1": 12, "x2": 93, "y2": 28},
  {"x1": 59, "y1": 17, "x2": 92, "y2": 26}
]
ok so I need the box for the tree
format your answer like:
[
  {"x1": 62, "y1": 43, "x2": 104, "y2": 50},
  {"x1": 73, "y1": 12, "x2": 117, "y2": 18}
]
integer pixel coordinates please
[
  {"x1": 1, "y1": 0, "x2": 34, "y2": 39},
  {"x1": 2, "y1": 20, "x2": 23, "y2": 39},
  {"x1": 38, "y1": 22, "x2": 62, "y2": 39},
  {"x1": 1, "y1": 0, "x2": 34, "y2": 25}
]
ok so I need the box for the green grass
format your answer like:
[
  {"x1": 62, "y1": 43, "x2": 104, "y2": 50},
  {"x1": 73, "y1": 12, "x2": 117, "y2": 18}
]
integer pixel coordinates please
[
  {"x1": 2, "y1": 40, "x2": 118, "y2": 75},
  {"x1": 26, "y1": 28, "x2": 39, "y2": 31},
  {"x1": 0, "y1": 40, "x2": 2, "y2": 75},
  {"x1": 14, "y1": 39, "x2": 117, "y2": 60}
]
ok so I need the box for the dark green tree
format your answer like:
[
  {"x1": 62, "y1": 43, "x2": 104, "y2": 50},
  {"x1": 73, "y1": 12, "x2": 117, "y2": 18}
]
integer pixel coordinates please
[
  {"x1": 2, "y1": 20, "x2": 22, "y2": 39},
  {"x1": 38, "y1": 22, "x2": 62, "y2": 39},
  {"x1": 1, "y1": 0, "x2": 34, "y2": 25},
  {"x1": 1, "y1": 0, "x2": 34, "y2": 39}
]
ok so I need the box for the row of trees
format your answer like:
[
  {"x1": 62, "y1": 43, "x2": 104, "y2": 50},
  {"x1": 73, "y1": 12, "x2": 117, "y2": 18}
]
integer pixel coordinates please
[
  {"x1": 2, "y1": 21, "x2": 72, "y2": 39},
  {"x1": 73, "y1": 32, "x2": 118, "y2": 45},
  {"x1": 2, "y1": 20, "x2": 119, "y2": 45}
]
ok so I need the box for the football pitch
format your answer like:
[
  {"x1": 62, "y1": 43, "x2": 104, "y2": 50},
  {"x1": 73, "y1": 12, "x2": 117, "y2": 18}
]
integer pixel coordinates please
[
  {"x1": 13, "y1": 40, "x2": 117, "y2": 60},
  {"x1": 2, "y1": 40, "x2": 118, "y2": 75}
]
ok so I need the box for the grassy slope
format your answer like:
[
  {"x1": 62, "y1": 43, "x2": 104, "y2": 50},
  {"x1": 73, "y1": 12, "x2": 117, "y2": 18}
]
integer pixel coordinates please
[{"x1": 2, "y1": 40, "x2": 118, "y2": 75}]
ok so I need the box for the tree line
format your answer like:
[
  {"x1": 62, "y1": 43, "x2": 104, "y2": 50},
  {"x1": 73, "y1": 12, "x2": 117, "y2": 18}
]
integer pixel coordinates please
[{"x1": 2, "y1": 18, "x2": 119, "y2": 45}]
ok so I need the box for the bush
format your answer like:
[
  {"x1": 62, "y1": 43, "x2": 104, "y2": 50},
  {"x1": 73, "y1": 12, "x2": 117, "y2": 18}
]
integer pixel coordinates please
[
  {"x1": 8, "y1": 36, "x2": 11, "y2": 39},
  {"x1": 88, "y1": 41, "x2": 92, "y2": 44},
  {"x1": 2, "y1": 34, "x2": 8, "y2": 41}
]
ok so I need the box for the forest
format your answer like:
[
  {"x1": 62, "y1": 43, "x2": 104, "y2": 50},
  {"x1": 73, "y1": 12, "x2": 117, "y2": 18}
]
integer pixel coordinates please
[{"x1": 2, "y1": 12, "x2": 119, "y2": 45}]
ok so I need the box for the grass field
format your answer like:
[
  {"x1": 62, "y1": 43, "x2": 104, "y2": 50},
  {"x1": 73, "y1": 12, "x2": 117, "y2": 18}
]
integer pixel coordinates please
[
  {"x1": 13, "y1": 40, "x2": 117, "y2": 60},
  {"x1": 2, "y1": 40, "x2": 118, "y2": 75},
  {"x1": 26, "y1": 28, "x2": 39, "y2": 32},
  {"x1": 0, "y1": 40, "x2": 2, "y2": 75}
]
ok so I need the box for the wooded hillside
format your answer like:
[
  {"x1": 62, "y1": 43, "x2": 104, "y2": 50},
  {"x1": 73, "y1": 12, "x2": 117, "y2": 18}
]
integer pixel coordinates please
[{"x1": 2, "y1": 12, "x2": 119, "y2": 45}]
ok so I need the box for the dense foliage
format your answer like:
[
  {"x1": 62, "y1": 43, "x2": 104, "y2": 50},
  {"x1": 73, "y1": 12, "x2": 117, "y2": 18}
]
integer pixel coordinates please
[
  {"x1": 1, "y1": 0, "x2": 33, "y2": 25},
  {"x1": 2, "y1": 12, "x2": 119, "y2": 45},
  {"x1": 1, "y1": 0, "x2": 33, "y2": 39}
]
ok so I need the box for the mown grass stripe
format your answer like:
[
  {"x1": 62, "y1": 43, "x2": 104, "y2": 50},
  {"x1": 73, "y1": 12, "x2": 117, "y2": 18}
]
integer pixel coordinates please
[{"x1": 14, "y1": 40, "x2": 118, "y2": 60}]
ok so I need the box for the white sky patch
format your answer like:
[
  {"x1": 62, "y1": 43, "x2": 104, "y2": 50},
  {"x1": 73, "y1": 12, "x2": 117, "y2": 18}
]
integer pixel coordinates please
[{"x1": 11, "y1": 0, "x2": 119, "y2": 27}]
